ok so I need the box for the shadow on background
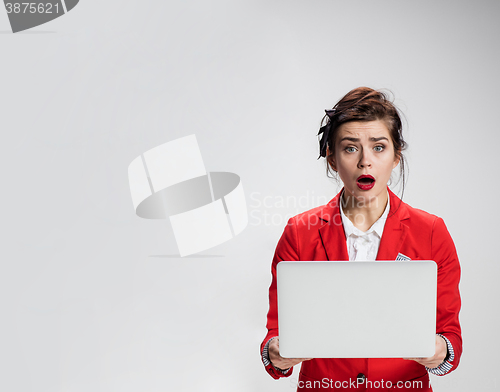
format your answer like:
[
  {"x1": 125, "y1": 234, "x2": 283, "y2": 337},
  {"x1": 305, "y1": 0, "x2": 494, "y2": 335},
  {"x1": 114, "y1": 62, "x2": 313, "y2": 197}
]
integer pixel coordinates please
[
  {"x1": 149, "y1": 254, "x2": 225, "y2": 258},
  {"x1": 0, "y1": 30, "x2": 56, "y2": 34}
]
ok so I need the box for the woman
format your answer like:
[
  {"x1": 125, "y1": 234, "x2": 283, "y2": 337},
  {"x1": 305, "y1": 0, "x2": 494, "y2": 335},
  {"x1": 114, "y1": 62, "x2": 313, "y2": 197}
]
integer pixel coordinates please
[{"x1": 260, "y1": 87, "x2": 462, "y2": 391}]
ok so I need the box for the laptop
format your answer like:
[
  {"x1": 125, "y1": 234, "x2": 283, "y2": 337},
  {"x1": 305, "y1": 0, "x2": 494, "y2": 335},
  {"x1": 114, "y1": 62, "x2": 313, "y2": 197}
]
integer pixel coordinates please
[{"x1": 277, "y1": 261, "x2": 437, "y2": 358}]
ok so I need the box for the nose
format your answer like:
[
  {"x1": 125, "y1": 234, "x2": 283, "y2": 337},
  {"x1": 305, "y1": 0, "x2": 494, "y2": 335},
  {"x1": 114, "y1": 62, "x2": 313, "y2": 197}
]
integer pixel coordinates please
[{"x1": 357, "y1": 149, "x2": 372, "y2": 169}]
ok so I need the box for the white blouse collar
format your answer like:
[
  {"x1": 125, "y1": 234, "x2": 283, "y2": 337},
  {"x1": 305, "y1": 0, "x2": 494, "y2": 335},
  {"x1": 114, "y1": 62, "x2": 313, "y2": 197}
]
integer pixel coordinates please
[{"x1": 339, "y1": 189, "x2": 390, "y2": 238}]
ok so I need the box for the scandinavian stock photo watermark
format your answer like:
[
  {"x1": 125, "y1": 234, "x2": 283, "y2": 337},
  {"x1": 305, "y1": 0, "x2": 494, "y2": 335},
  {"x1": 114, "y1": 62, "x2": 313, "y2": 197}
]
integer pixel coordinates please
[{"x1": 249, "y1": 191, "x2": 387, "y2": 229}]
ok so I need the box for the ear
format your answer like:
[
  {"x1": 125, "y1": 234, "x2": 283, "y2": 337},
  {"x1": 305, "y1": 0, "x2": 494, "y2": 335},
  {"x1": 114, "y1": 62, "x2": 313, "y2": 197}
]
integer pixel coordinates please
[
  {"x1": 326, "y1": 147, "x2": 337, "y2": 172},
  {"x1": 392, "y1": 153, "x2": 401, "y2": 169}
]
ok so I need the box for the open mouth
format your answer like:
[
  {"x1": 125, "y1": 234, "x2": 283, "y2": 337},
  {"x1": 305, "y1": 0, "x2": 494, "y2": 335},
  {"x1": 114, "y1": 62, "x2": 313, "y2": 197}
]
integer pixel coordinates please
[{"x1": 356, "y1": 175, "x2": 375, "y2": 190}]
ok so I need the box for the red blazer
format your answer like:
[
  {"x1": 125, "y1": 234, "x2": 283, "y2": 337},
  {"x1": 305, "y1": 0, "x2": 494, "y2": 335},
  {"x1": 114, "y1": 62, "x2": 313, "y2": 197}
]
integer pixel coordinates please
[{"x1": 261, "y1": 187, "x2": 462, "y2": 391}]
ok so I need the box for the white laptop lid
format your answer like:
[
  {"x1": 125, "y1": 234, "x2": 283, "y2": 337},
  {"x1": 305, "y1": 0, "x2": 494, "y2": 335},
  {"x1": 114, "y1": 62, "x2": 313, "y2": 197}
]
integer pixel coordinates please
[{"x1": 277, "y1": 261, "x2": 437, "y2": 358}]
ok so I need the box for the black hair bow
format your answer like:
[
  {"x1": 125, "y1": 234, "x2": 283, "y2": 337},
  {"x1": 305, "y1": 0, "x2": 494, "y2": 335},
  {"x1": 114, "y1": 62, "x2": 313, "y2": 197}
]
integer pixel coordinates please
[{"x1": 317, "y1": 109, "x2": 336, "y2": 158}]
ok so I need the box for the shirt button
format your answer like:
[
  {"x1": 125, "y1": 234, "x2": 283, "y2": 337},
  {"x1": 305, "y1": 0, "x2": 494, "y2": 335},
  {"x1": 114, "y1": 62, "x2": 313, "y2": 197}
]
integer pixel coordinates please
[{"x1": 357, "y1": 373, "x2": 366, "y2": 384}]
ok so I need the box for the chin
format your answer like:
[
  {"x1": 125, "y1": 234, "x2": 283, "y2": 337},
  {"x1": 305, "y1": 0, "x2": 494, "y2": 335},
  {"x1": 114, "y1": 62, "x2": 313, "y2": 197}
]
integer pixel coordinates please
[{"x1": 347, "y1": 185, "x2": 385, "y2": 204}]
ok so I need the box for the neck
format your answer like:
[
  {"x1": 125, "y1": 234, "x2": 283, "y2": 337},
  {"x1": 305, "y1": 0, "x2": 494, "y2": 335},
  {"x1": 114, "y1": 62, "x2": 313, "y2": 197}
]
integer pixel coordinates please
[{"x1": 341, "y1": 188, "x2": 389, "y2": 231}]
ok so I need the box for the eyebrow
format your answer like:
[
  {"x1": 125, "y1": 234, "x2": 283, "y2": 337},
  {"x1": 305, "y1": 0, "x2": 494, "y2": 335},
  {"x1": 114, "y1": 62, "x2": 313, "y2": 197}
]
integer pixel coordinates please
[{"x1": 339, "y1": 136, "x2": 389, "y2": 143}]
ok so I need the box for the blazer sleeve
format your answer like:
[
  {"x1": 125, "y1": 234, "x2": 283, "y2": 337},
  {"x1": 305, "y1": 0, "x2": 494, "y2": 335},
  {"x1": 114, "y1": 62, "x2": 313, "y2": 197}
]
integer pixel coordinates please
[
  {"x1": 431, "y1": 217, "x2": 463, "y2": 374},
  {"x1": 261, "y1": 217, "x2": 300, "y2": 379}
]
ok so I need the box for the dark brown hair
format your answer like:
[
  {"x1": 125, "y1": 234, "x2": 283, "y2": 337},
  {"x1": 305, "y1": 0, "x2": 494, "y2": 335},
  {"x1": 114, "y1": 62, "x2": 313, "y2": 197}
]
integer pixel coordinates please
[{"x1": 318, "y1": 86, "x2": 408, "y2": 196}]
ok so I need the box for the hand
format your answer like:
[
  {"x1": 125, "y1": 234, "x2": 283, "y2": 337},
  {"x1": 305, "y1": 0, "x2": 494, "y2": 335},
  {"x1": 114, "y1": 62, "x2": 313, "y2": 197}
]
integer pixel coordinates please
[
  {"x1": 268, "y1": 337, "x2": 312, "y2": 370},
  {"x1": 404, "y1": 335, "x2": 447, "y2": 368}
]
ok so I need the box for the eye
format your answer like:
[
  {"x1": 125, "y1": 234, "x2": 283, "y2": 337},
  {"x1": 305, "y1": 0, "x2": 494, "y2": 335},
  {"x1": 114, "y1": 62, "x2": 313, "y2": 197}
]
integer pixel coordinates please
[
  {"x1": 374, "y1": 145, "x2": 385, "y2": 152},
  {"x1": 345, "y1": 146, "x2": 357, "y2": 153}
]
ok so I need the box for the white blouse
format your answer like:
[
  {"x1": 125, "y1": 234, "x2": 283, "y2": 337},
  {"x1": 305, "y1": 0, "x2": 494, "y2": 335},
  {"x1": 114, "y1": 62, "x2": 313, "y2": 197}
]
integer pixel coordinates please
[{"x1": 339, "y1": 190, "x2": 390, "y2": 262}]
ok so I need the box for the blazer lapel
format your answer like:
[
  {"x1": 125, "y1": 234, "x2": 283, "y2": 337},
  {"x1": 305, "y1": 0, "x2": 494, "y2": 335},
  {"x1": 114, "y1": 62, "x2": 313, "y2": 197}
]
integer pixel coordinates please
[
  {"x1": 318, "y1": 189, "x2": 349, "y2": 261},
  {"x1": 376, "y1": 188, "x2": 410, "y2": 261},
  {"x1": 318, "y1": 187, "x2": 409, "y2": 262}
]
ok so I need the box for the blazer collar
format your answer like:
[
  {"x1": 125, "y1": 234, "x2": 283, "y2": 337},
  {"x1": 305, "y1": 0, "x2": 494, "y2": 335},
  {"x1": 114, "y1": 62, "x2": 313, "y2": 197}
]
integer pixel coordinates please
[{"x1": 318, "y1": 186, "x2": 409, "y2": 261}]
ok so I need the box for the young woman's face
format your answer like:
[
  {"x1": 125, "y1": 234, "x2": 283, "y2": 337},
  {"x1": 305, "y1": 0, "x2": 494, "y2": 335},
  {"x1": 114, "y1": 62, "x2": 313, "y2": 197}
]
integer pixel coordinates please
[{"x1": 329, "y1": 120, "x2": 400, "y2": 207}]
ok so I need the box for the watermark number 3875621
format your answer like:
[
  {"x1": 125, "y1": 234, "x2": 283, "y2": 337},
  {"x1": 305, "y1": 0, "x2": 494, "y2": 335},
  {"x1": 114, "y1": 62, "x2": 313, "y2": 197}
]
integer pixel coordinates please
[
  {"x1": 5, "y1": 2, "x2": 62, "y2": 14},
  {"x1": 3, "y1": 0, "x2": 79, "y2": 33}
]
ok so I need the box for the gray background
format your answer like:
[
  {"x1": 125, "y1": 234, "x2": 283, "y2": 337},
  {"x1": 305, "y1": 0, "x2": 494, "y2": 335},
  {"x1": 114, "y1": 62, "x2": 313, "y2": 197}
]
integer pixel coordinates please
[{"x1": 1, "y1": 1, "x2": 498, "y2": 391}]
